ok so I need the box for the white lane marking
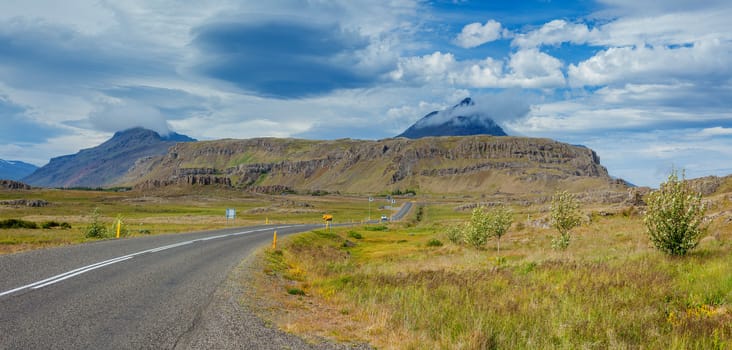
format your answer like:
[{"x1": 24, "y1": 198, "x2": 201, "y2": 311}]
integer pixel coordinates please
[
  {"x1": 32, "y1": 256, "x2": 134, "y2": 289},
  {"x1": 0, "y1": 225, "x2": 302, "y2": 297}
]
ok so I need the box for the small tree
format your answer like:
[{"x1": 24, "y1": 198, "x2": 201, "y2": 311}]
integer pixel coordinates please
[
  {"x1": 550, "y1": 191, "x2": 581, "y2": 250},
  {"x1": 644, "y1": 170, "x2": 707, "y2": 256},
  {"x1": 487, "y1": 206, "x2": 513, "y2": 254},
  {"x1": 85, "y1": 207, "x2": 108, "y2": 238},
  {"x1": 465, "y1": 206, "x2": 491, "y2": 249}
]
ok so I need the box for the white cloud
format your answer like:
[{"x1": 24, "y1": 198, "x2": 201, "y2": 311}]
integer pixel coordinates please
[
  {"x1": 512, "y1": 20, "x2": 597, "y2": 48},
  {"x1": 392, "y1": 49, "x2": 565, "y2": 89},
  {"x1": 390, "y1": 51, "x2": 457, "y2": 83},
  {"x1": 87, "y1": 101, "x2": 171, "y2": 135},
  {"x1": 568, "y1": 39, "x2": 732, "y2": 87},
  {"x1": 695, "y1": 127, "x2": 732, "y2": 137},
  {"x1": 504, "y1": 49, "x2": 565, "y2": 88},
  {"x1": 455, "y1": 20, "x2": 503, "y2": 48}
]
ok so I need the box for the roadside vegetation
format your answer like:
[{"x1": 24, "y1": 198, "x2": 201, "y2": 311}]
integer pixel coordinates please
[
  {"x1": 251, "y1": 178, "x2": 732, "y2": 349},
  {"x1": 0, "y1": 186, "x2": 384, "y2": 254}
]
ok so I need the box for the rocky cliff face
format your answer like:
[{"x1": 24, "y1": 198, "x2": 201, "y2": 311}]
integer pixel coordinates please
[
  {"x1": 23, "y1": 128, "x2": 195, "y2": 188},
  {"x1": 123, "y1": 136, "x2": 616, "y2": 195}
]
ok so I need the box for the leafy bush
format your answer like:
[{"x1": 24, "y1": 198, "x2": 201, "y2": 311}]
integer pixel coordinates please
[
  {"x1": 42, "y1": 221, "x2": 70, "y2": 229},
  {"x1": 465, "y1": 206, "x2": 491, "y2": 249},
  {"x1": 365, "y1": 225, "x2": 388, "y2": 231},
  {"x1": 348, "y1": 231, "x2": 363, "y2": 239},
  {"x1": 550, "y1": 191, "x2": 581, "y2": 250},
  {"x1": 427, "y1": 238, "x2": 443, "y2": 247},
  {"x1": 42, "y1": 221, "x2": 60, "y2": 229},
  {"x1": 446, "y1": 224, "x2": 464, "y2": 244},
  {"x1": 644, "y1": 170, "x2": 707, "y2": 256},
  {"x1": 85, "y1": 208, "x2": 108, "y2": 238},
  {"x1": 0, "y1": 219, "x2": 38, "y2": 229},
  {"x1": 287, "y1": 287, "x2": 306, "y2": 295},
  {"x1": 391, "y1": 188, "x2": 417, "y2": 196}
]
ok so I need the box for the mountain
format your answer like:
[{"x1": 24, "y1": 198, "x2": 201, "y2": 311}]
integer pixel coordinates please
[
  {"x1": 397, "y1": 98, "x2": 508, "y2": 139},
  {"x1": 23, "y1": 127, "x2": 196, "y2": 188},
  {"x1": 0, "y1": 159, "x2": 38, "y2": 181},
  {"x1": 121, "y1": 135, "x2": 625, "y2": 198}
]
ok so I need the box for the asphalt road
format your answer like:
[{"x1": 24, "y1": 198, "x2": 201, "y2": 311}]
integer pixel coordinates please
[
  {"x1": 391, "y1": 201, "x2": 413, "y2": 221},
  {"x1": 0, "y1": 224, "x2": 318, "y2": 349}
]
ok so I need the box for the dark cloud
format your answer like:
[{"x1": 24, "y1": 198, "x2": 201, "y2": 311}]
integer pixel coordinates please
[
  {"x1": 101, "y1": 86, "x2": 209, "y2": 119},
  {"x1": 0, "y1": 19, "x2": 169, "y2": 90},
  {"x1": 191, "y1": 19, "x2": 376, "y2": 98},
  {"x1": 0, "y1": 97, "x2": 65, "y2": 143}
]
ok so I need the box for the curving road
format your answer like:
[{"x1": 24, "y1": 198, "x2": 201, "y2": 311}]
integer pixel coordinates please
[{"x1": 0, "y1": 224, "x2": 318, "y2": 349}]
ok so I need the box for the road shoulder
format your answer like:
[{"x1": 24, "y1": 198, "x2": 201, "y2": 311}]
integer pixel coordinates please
[{"x1": 174, "y1": 250, "x2": 371, "y2": 349}]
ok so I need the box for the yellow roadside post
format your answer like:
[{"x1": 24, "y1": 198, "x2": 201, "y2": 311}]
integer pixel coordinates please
[
  {"x1": 266, "y1": 217, "x2": 269, "y2": 224},
  {"x1": 322, "y1": 214, "x2": 333, "y2": 231},
  {"x1": 115, "y1": 218, "x2": 121, "y2": 239},
  {"x1": 272, "y1": 231, "x2": 277, "y2": 249}
]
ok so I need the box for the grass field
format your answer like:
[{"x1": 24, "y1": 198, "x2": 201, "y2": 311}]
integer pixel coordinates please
[
  {"x1": 0, "y1": 187, "x2": 382, "y2": 254},
  {"x1": 4, "y1": 183, "x2": 731, "y2": 349},
  {"x1": 251, "y1": 201, "x2": 732, "y2": 349}
]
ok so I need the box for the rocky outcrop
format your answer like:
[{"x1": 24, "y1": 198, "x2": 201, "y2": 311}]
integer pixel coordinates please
[
  {"x1": 0, "y1": 180, "x2": 31, "y2": 190},
  {"x1": 0, "y1": 199, "x2": 49, "y2": 207},
  {"x1": 688, "y1": 176, "x2": 723, "y2": 196},
  {"x1": 121, "y1": 135, "x2": 619, "y2": 196}
]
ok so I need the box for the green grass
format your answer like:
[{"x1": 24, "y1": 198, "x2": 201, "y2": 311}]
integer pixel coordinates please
[
  {"x1": 260, "y1": 205, "x2": 732, "y2": 349},
  {"x1": 0, "y1": 188, "x2": 379, "y2": 254}
]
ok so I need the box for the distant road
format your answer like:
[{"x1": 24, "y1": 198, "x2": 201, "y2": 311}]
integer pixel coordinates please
[
  {"x1": 391, "y1": 201, "x2": 414, "y2": 221},
  {"x1": 0, "y1": 224, "x2": 318, "y2": 349}
]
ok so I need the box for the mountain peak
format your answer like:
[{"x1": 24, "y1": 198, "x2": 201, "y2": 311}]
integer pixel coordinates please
[
  {"x1": 0, "y1": 159, "x2": 38, "y2": 181},
  {"x1": 112, "y1": 127, "x2": 197, "y2": 142},
  {"x1": 458, "y1": 97, "x2": 474, "y2": 107},
  {"x1": 396, "y1": 97, "x2": 507, "y2": 139},
  {"x1": 23, "y1": 127, "x2": 196, "y2": 188}
]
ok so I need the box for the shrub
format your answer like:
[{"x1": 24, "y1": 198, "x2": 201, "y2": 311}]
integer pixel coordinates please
[
  {"x1": 0, "y1": 219, "x2": 38, "y2": 229},
  {"x1": 427, "y1": 238, "x2": 443, "y2": 247},
  {"x1": 287, "y1": 287, "x2": 306, "y2": 295},
  {"x1": 348, "y1": 231, "x2": 363, "y2": 239},
  {"x1": 415, "y1": 205, "x2": 424, "y2": 222},
  {"x1": 60, "y1": 222, "x2": 72, "y2": 229},
  {"x1": 550, "y1": 191, "x2": 581, "y2": 250},
  {"x1": 42, "y1": 221, "x2": 60, "y2": 229},
  {"x1": 465, "y1": 206, "x2": 491, "y2": 249},
  {"x1": 85, "y1": 208, "x2": 108, "y2": 238},
  {"x1": 644, "y1": 170, "x2": 707, "y2": 256},
  {"x1": 446, "y1": 224, "x2": 464, "y2": 244},
  {"x1": 365, "y1": 225, "x2": 388, "y2": 231}
]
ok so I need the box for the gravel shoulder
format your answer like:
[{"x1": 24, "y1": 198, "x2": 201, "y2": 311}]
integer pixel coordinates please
[{"x1": 174, "y1": 252, "x2": 372, "y2": 350}]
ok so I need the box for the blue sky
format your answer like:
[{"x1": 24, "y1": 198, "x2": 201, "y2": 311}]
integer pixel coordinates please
[{"x1": 0, "y1": 0, "x2": 731, "y2": 186}]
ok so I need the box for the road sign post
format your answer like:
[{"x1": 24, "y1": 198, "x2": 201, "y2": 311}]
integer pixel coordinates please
[
  {"x1": 226, "y1": 208, "x2": 236, "y2": 224},
  {"x1": 368, "y1": 196, "x2": 373, "y2": 221}
]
